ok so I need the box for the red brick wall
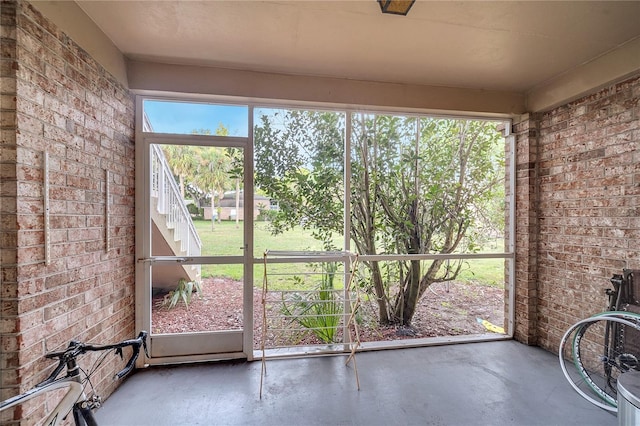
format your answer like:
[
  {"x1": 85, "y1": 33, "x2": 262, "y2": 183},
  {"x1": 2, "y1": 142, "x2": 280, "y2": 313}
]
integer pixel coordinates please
[
  {"x1": 1, "y1": 1, "x2": 135, "y2": 423},
  {"x1": 1, "y1": 0, "x2": 20, "y2": 420},
  {"x1": 514, "y1": 74, "x2": 640, "y2": 352},
  {"x1": 510, "y1": 114, "x2": 540, "y2": 345}
]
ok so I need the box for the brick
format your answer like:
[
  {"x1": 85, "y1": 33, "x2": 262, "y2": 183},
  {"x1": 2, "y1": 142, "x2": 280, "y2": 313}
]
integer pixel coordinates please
[
  {"x1": 44, "y1": 94, "x2": 84, "y2": 125},
  {"x1": 3, "y1": 3, "x2": 135, "y2": 409},
  {"x1": 43, "y1": 293, "x2": 83, "y2": 321},
  {"x1": 530, "y1": 72, "x2": 640, "y2": 353}
]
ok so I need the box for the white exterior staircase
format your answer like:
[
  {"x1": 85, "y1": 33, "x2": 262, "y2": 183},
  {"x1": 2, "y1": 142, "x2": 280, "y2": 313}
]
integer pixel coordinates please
[{"x1": 150, "y1": 144, "x2": 202, "y2": 291}]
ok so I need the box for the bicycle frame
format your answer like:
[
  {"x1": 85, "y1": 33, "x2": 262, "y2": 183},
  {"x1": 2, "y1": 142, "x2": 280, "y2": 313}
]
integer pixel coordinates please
[
  {"x1": 0, "y1": 380, "x2": 89, "y2": 426},
  {"x1": 0, "y1": 331, "x2": 147, "y2": 426}
]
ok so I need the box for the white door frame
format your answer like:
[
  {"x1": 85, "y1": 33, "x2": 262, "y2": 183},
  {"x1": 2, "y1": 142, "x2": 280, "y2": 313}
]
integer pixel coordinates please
[{"x1": 134, "y1": 96, "x2": 255, "y2": 364}]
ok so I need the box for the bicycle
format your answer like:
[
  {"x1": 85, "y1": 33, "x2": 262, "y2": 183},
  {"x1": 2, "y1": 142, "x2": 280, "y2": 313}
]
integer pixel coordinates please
[
  {"x1": 0, "y1": 331, "x2": 148, "y2": 426},
  {"x1": 559, "y1": 269, "x2": 640, "y2": 412}
]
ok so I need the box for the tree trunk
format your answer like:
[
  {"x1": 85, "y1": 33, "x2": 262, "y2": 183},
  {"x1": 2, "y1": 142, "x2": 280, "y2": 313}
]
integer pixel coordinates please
[
  {"x1": 369, "y1": 261, "x2": 390, "y2": 325},
  {"x1": 396, "y1": 259, "x2": 421, "y2": 325},
  {"x1": 235, "y1": 179, "x2": 240, "y2": 228},
  {"x1": 395, "y1": 199, "x2": 422, "y2": 325},
  {"x1": 418, "y1": 258, "x2": 448, "y2": 300},
  {"x1": 210, "y1": 191, "x2": 215, "y2": 230},
  {"x1": 179, "y1": 175, "x2": 185, "y2": 199}
]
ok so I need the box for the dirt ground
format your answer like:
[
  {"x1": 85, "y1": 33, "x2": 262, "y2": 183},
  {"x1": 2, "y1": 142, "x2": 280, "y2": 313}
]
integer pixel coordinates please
[{"x1": 152, "y1": 277, "x2": 505, "y2": 347}]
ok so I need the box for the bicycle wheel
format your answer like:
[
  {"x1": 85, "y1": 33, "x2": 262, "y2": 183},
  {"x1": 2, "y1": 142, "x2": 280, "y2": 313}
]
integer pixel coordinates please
[{"x1": 559, "y1": 312, "x2": 640, "y2": 412}]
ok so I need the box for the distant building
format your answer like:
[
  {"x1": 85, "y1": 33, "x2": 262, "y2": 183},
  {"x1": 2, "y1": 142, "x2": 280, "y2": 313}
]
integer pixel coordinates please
[{"x1": 203, "y1": 191, "x2": 271, "y2": 221}]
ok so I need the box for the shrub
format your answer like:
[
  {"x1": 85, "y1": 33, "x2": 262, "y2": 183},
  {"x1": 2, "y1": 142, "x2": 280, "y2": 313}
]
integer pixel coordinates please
[
  {"x1": 281, "y1": 262, "x2": 341, "y2": 343},
  {"x1": 159, "y1": 278, "x2": 202, "y2": 309},
  {"x1": 187, "y1": 203, "x2": 204, "y2": 219},
  {"x1": 257, "y1": 209, "x2": 278, "y2": 222}
]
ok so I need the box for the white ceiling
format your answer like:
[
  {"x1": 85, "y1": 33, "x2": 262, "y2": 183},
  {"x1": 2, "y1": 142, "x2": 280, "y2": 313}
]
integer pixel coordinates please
[{"x1": 75, "y1": 1, "x2": 640, "y2": 94}]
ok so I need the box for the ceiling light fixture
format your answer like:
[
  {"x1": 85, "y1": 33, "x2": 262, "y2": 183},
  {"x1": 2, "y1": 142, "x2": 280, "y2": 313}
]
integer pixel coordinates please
[{"x1": 378, "y1": 0, "x2": 416, "y2": 16}]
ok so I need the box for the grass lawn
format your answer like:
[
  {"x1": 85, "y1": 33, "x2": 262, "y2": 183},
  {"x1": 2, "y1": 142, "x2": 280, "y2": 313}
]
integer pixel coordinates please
[
  {"x1": 457, "y1": 258, "x2": 506, "y2": 288},
  {"x1": 193, "y1": 219, "x2": 505, "y2": 288},
  {"x1": 195, "y1": 219, "x2": 340, "y2": 282}
]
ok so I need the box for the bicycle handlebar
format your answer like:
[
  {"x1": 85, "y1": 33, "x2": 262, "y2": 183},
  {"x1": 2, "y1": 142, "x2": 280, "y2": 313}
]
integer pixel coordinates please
[
  {"x1": 44, "y1": 331, "x2": 148, "y2": 381},
  {"x1": 112, "y1": 331, "x2": 149, "y2": 379}
]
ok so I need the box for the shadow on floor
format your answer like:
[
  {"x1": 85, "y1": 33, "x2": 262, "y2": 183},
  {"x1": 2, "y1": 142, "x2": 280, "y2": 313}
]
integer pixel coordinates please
[{"x1": 95, "y1": 340, "x2": 616, "y2": 426}]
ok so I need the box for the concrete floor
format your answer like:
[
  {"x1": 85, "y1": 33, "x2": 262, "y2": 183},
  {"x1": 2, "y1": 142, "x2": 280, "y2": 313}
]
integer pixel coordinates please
[{"x1": 95, "y1": 340, "x2": 616, "y2": 426}]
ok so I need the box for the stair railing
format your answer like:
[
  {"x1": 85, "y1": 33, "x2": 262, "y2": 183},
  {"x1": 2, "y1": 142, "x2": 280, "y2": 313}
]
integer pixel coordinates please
[{"x1": 151, "y1": 144, "x2": 202, "y2": 256}]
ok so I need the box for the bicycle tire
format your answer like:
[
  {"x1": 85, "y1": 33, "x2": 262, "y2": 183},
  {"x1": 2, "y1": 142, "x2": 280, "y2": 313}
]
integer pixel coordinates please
[{"x1": 559, "y1": 312, "x2": 640, "y2": 412}]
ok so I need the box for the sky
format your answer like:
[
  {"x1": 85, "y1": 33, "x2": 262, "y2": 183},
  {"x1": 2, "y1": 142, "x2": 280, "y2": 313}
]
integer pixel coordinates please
[{"x1": 143, "y1": 100, "x2": 249, "y2": 136}]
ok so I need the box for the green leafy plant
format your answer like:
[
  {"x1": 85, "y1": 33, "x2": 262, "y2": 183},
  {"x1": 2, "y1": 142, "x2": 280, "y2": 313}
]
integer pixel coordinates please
[
  {"x1": 160, "y1": 278, "x2": 202, "y2": 309},
  {"x1": 281, "y1": 262, "x2": 342, "y2": 343}
]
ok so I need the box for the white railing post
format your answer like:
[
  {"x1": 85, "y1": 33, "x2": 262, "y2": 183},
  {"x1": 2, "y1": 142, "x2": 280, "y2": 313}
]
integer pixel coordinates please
[
  {"x1": 157, "y1": 156, "x2": 166, "y2": 215},
  {"x1": 150, "y1": 145, "x2": 202, "y2": 258}
]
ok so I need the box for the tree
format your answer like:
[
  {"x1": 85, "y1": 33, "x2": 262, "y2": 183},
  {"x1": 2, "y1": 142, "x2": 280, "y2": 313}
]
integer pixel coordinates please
[
  {"x1": 162, "y1": 145, "x2": 196, "y2": 199},
  {"x1": 351, "y1": 116, "x2": 504, "y2": 324},
  {"x1": 225, "y1": 147, "x2": 244, "y2": 229},
  {"x1": 161, "y1": 125, "x2": 235, "y2": 229},
  {"x1": 254, "y1": 110, "x2": 505, "y2": 326},
  {"x1": 254, "y1": 110, "x2": 344, "y2": 249},
  {"x1": 193, "y1": 146, "x2": 231, "y2": 229},
  {"x1": 191, "y1": 125, "x2": 233, "y2": 229}
]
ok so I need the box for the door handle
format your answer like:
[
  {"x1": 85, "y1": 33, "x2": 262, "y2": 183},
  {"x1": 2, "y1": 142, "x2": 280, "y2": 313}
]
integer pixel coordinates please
[{"x1": 137, "y1": 257, "x2": 189, "y2": 263}]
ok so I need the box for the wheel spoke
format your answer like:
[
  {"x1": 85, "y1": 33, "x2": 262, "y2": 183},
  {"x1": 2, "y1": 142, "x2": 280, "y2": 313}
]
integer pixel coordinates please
[{"x1": 559, "y1": 312, "x2": 640, "y2": 412}]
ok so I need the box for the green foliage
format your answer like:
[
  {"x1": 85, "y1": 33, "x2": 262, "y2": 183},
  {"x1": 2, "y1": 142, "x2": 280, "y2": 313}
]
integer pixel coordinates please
[
  {"x1": 160, "y1": 125, "x2": 237, "y2": 217},
  {"x1": 158, "y1": 279, "x2": 202, "y2": 310},
  {"x1": 350, "y1": 114, "x2": 505, "y2": 323},
  {"x1": 254, "y1": 109, "x2": 506, "y2": 326},
  {"x1": 160, "y1": 111, "x2": 506, "y2": 327},
  {"x1": 254, "y1": 110, "x2": 345, "y2": 249},
  {"x1": 280, "y1": 263, "x2": 341, "y2": 343},
  {"x1": 186, "y1": 203, "x2": 203, "y2": 218},
  {"x1": 257, "y1": 208, "x2": 278, "y2": 222}
]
